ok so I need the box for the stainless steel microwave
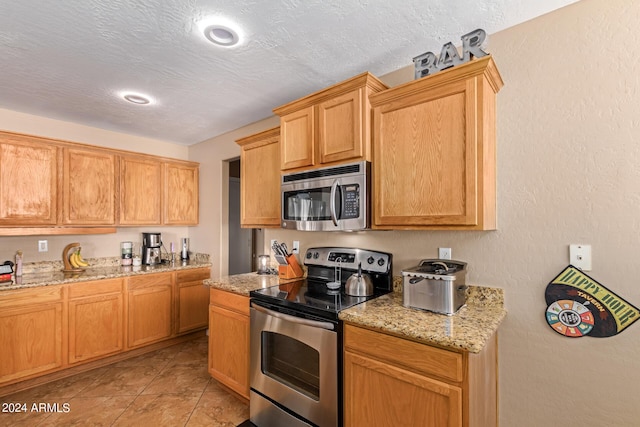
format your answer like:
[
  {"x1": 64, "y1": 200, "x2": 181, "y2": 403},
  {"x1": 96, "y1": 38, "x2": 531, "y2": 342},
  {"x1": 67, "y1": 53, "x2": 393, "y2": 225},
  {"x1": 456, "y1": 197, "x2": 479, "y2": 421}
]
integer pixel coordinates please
[{"x1": 281, "y1": 161, "x2": 370, "y2": 231}]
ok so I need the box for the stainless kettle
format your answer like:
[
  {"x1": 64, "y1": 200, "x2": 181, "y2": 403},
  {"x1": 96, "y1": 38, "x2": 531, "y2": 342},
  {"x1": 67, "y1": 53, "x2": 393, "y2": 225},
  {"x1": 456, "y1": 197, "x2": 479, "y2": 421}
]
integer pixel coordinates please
[{"x1": 345, "y1": 263, "x2": 374, "y2": 297}]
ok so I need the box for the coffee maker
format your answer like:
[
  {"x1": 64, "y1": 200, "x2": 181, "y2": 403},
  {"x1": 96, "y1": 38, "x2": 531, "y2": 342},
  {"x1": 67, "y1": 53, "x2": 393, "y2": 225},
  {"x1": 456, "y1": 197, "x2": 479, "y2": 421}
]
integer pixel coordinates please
[{"x1": 142, "y1": 232, "x2": 162, "y2": 265}]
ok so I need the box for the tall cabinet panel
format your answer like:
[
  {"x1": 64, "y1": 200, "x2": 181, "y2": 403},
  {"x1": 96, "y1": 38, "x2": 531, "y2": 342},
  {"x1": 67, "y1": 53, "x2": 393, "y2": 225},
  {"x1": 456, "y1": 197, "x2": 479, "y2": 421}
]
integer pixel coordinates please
[
  {"x1": 163, "y1": 162, "x2": 199, "y2": 225},
  {"x1": 371, "y1": 56, "x2": 503, "y2": 230},
  {"x1": 62, "y1": 147, "x2": 117, "y2": 225},
  {"x1": 236, "y1": 127, "x2": 281, "y2": 228},
  {"x1": 0, "y1": 138, "x2": 58, "y2": 225},
  {"x1": 119, "y1": 155, "x2": 162, "y2": 225}
]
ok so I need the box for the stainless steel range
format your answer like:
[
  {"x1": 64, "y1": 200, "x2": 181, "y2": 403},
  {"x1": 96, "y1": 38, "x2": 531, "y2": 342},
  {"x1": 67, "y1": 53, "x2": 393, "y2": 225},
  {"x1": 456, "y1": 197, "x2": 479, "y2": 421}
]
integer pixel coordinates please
[{"x1": 249, "y1": 247, "x2": 393, "y2": 427}]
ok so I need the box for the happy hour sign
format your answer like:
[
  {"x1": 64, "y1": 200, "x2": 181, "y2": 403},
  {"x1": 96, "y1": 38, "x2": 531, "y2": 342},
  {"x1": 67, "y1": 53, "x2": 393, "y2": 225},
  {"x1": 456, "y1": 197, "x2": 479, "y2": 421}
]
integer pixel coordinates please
[{"x1": 545, "y1": 265, "x2": 640, "y2": 338}]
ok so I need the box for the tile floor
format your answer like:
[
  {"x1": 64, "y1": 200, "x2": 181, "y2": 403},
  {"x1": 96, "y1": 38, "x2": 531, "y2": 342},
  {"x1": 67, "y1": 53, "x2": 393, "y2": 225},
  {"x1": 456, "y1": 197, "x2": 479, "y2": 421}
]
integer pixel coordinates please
[{"x1": 0, "y1": 336, "x2": 249, "y2": 427}]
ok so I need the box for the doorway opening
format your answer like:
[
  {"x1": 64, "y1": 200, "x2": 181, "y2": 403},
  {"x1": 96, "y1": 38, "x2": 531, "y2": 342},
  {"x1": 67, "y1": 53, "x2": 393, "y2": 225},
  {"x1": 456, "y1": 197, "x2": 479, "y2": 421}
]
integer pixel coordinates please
[{"x1": 228, "y1": 158, "x2": 256, "y2": 274}]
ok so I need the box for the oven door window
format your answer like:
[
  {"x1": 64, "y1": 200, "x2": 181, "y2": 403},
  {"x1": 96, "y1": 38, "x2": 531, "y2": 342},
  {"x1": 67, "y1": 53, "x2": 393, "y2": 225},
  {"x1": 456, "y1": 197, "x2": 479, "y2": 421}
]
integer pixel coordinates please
[{"x1": 261, "y1": 331, "x2": 320, "y2": 400}]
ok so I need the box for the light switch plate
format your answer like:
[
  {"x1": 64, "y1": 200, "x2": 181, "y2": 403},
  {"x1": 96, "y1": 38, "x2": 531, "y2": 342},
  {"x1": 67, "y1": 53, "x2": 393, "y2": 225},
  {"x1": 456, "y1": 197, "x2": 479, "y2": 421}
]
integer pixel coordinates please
[{"x1": 569, "y1": 244, "x2": 591, "y2": 271}]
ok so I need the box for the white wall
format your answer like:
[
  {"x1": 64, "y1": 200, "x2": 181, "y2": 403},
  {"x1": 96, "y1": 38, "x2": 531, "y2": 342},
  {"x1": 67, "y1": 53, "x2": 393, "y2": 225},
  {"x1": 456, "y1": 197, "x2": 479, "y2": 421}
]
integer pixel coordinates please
[
  {"x1": 0, "y1": 109, "x2": 190, "y2": 262},
  {"x1": 195, "y1": 1, "x2": 640, "y2": 425}
]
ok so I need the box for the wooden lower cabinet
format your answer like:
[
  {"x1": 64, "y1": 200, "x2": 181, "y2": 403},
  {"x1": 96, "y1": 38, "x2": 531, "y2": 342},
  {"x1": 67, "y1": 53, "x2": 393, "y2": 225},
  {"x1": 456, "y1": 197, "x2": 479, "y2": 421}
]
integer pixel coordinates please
[
  {"x1": 127, "y1": 272, "x2": 173, "y2": 348},
  {"x1": 0, "y1": 286, "x2": 66, "y2": 385},
  {"x1": 0, "y1": 268, "x2": 212, "y2": 389},
  {"x1": 176, "y1": 268, "x2": 211, "y2": 334},
  {"x1": 343, "y1": 324, "x2": 497, "y2": 427},
  {"x1": 208, "y1": 288, "x2": 250, "y2": 400},
  {"x1": 68, "y1": 278, "x2": 124, "y2": 364}
]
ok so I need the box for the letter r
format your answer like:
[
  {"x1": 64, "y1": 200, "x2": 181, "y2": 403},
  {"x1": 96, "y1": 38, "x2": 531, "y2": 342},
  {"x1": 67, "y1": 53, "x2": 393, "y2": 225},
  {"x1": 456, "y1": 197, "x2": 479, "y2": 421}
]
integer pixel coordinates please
[{"x1": 462, "y1": 28, "x2": 488, "y2": 61}]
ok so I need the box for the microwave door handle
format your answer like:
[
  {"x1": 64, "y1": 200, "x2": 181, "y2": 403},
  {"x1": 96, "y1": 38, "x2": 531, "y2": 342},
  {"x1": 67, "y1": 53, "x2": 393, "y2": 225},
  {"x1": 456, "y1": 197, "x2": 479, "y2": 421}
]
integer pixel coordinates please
[
  {"x1": 251, "y1": 302, "x2": 335, "y2": 330},
  {"x1": 330, "y1": 179, "x2": 339, "y2": 226}
]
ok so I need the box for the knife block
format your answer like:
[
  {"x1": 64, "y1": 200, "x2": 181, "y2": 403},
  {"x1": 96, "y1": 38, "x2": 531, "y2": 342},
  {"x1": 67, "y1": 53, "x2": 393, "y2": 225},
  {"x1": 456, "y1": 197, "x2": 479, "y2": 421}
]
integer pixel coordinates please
[{"x1": 279, "y1": 254, "x2": 304, "y2": 280}]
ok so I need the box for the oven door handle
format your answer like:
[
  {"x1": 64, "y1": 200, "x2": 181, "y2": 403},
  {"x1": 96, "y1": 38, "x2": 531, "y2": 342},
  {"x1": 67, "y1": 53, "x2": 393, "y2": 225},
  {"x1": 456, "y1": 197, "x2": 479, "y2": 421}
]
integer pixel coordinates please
[{"x1": 251, "y1": 302, "x2": 335, "y2": 331}]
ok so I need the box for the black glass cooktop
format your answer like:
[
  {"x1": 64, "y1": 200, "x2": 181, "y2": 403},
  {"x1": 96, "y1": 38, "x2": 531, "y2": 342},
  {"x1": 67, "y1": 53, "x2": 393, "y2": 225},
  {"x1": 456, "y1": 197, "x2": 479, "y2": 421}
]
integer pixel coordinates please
[{"x1": 250, "y1": 278, "x2": 390, "y2": 321}]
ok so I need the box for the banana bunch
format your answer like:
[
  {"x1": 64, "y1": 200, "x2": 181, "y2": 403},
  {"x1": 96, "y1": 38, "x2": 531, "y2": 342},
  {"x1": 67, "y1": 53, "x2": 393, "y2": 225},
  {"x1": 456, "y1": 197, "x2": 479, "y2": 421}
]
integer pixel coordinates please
[{"x1": 69, "y1": 248, "x2": 89, "y2": 269}]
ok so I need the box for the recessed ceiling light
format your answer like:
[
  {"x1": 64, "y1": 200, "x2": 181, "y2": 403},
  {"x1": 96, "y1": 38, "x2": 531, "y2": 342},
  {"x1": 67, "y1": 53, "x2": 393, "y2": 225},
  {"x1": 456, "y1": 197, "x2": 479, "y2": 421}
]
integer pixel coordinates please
[
  {"x1": 119, "y1": 92, "x2": 153, "y2": 105},
  {"x1": 198, "y1": 17, "x2": 242, "y2": 47}
]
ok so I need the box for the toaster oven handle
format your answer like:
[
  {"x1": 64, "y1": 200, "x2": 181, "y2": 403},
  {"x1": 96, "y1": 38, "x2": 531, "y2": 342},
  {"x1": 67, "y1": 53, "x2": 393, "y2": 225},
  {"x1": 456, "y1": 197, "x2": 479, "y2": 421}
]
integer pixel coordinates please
[
  {"x1": 409, "y1": 276, "x2": 425, "y2": 284},
  {"x1": 330, "y1": 179, "x2": 339, "y2": 226},
  {"x1": 251, "y1": 302, "x2": 335, "y2": 331}
]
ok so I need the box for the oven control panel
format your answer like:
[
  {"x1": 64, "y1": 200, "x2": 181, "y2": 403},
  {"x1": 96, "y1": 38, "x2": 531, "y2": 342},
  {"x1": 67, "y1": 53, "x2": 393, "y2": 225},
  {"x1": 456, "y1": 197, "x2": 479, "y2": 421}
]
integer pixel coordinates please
[{"x1": 304, "y1": 247, "x2": 391, "y2": 274}]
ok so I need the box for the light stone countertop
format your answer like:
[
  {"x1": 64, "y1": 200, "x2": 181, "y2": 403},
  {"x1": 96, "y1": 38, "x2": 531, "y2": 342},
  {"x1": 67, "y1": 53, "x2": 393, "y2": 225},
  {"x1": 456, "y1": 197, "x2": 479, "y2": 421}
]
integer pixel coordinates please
[
  {"x1": 206, "y1": 272, "x2": 506, "y2": 354},
  {"x1": 339, "y1": 288, "x2": 506, "y2": 353},
  {"x1": 204, "y1": 272, "x2": 282, "y2": 296},
  {"x1": 0, "y1": 255, "x2": 212, "y2": 291}
]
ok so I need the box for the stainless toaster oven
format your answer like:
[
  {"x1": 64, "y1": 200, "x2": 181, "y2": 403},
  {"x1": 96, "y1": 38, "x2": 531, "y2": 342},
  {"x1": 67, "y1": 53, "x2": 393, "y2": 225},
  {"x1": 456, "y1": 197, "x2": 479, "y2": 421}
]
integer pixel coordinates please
[{"x1": 402, "y1": 259, "x2": 468, "y2": 315}]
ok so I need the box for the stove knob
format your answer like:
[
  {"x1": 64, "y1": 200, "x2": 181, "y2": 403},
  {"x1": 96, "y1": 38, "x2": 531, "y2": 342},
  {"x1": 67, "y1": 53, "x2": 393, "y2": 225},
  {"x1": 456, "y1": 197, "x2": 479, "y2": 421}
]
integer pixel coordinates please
[
  {"x1": 313, "y1": 252, "x2": 320, "y2": 259},
  {"x1": 306, "y1": 252, "x2": 312, "y2": 259},
  {"x1": 377, "y1": 258, "x2": 386, "y2": 266},
  {"x1": 367, "y1": 256, "x2": 374, "y2": 265}
]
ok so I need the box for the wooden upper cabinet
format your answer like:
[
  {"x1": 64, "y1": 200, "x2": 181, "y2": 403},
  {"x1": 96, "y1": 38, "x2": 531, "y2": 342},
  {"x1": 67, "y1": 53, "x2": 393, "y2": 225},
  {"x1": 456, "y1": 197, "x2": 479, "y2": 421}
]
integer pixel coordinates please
[
  {"x1": 0, "y1": 135, "x2": 58, "y2": 225},
  {"x1": 370, "y1": 56, "x2": 503, "y2": 230},
  {"x1": 119, "y1": 155, "x2": 162, "y2": 225},
  {"x1": 62, "y1": 147, "x2": 117, "y2": 225},
  {"x1": 274, "y1": 72, "x2": 388, "y2": 172},
  {"x1": 164, "y1": 162, "x2": 199, "y2": 225},
  {"x1": 279, "y1": 106, "x2": 314, "y2": 170},
  {"x1": 318, "y1": 88, "x2": 365, "y2": 164},
  {"x1": 236, "y1": 127, "x2": 281, "y2": 228}
]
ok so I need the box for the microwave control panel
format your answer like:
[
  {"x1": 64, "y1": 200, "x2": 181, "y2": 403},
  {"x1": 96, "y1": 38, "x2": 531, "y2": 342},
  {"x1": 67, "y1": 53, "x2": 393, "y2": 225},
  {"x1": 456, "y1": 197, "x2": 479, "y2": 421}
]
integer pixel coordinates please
[{"x1": 341, "y1": 185, "x2": 360, "y2": 219}]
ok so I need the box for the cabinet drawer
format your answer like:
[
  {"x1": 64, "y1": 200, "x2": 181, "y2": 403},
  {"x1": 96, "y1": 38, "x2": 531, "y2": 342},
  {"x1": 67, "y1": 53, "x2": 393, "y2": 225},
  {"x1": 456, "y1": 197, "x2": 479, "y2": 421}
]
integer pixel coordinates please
[
  {"x1": 68, "y1": 278, "x2": 123, "y2": 299},
  {"x1": 344, "y1": 324, "x2": 463, "y2": 383},
  {"x1": 128, "y1": 272, "x2": 173, "y2": 289},
  {"x1": 210, "y1": 288, "x2": 249, "y2": 316},
  {"x1": 0, "y1": 285, "x2": 64, "y2": 308},
  {"x1": 177, "y1": 268, "x2": 210, "y2": 284}
]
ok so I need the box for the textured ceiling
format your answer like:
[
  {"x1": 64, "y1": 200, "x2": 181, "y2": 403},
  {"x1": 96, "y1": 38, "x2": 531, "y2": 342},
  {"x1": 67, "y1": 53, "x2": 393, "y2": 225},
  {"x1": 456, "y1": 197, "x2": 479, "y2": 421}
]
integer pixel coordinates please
[{"x1": 0, "y1": 0, "x2": 578, "y2": 146}]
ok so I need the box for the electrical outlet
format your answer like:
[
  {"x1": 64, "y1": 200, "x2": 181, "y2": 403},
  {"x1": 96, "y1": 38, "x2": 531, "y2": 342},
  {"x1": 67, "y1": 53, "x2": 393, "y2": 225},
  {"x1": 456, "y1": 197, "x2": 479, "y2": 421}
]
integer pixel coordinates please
[
  {"x1": 570, "y1": 244, "x2": 592, "y2": 271},
  {"x1": 292, "y1": 241, "x2": 300, "y2": 254},
  {"x1": 438, "y1": 247, "x2": 451, "y2": 260},
  {"x1": 38, "y1": 240, "x2": 48, "y2": 252}
]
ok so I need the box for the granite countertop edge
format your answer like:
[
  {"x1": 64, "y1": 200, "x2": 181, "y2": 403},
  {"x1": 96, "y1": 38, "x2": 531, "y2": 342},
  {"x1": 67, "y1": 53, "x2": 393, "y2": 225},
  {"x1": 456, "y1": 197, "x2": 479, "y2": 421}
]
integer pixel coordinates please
[
  {"x1": 205, "y1": 272, "x2": 506, "y2": 354},
  {"x1": 0, "y1": 260, "x2": 212, "y2": 291}
]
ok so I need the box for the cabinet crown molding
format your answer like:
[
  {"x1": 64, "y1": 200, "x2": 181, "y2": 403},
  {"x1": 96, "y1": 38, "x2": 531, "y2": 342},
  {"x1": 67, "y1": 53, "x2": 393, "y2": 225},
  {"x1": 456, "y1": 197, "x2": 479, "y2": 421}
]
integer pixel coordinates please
[
  {"x1": 273, "y1": 72, "x2": 388, "y2": 116},
  {"x1": 370, "y1": 55, "x2": 503, "y2": 106}
]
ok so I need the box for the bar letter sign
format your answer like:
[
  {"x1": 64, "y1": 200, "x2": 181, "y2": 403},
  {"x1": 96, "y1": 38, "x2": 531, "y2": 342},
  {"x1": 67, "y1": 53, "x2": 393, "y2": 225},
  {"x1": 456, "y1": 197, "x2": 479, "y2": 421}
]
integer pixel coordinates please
[{"x1": 413, "y1": 28, "x2": 488, "y2": 79}]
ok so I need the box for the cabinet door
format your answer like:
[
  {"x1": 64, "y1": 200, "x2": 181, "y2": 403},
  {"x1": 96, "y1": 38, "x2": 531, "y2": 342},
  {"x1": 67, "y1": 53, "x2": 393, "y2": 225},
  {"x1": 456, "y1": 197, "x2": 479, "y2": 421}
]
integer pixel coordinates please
[
  {"x1": 280, "y1": 106, "x2": 314, "y2": 170},
  {"x1": 68, "y1": 279, "x2": 124, "y2": 364},
  {"x1": 119, "y1": 156, "x2": 162, "y2": 225},
  {"x1": 208, "y1": 304, "x2": 250, "y2": 399},
  {"x1": 371, "y1": 57, "x2": 502, "y2": 230},
  {"x1": 164, "y1": 162, "x2": 199, "y2": 225},
  {"x1": 127, "y1": 274, "x2": 173, "y2": 348},
  {"x1": 344, "y1": 351, "x2": 462, "y2": 427},
  {"x1": 62, "y1": 147, "x2": 117, "y2": 225},
  {"x1": 238, "y1": 127, "x2": 281, "y2": 227},
  {"x1": 0, "y1": 138, "x2": 58, "y2": 225},
  {"x1": 176, "y1": 268, "x2": 210, "y2": 334},
  {"x1": 373, "y1": 80, "x2": 477, "y2": 227},
  {"x1": 0, "y1": 303, "x2": 64, "y2": 384},
  {"x1": 318, "y1": 89, "x2": 364, "y2": 164}
]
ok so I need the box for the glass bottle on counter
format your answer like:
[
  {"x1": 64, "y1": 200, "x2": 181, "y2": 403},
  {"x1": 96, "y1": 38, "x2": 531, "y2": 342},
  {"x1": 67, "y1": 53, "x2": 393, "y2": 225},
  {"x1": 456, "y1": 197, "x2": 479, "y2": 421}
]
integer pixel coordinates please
[{"x1": 15, "y1": 250, "x2": 23, "y2": 277}]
